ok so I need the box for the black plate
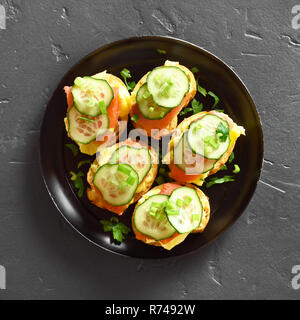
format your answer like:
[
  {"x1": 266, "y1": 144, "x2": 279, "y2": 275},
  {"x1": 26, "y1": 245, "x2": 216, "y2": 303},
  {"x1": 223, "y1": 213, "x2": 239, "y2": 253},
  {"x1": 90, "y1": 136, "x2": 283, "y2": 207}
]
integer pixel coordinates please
[{"x1": 40, "y1": 36, "x2": 263, "y2": 259}]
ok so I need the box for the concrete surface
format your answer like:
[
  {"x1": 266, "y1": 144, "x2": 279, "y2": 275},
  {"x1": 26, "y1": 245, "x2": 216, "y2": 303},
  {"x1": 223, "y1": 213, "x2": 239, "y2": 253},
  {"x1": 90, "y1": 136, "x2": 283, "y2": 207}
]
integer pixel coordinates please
[{"x1": 0, "y1": 0, "x2": 299, "y2": 300}]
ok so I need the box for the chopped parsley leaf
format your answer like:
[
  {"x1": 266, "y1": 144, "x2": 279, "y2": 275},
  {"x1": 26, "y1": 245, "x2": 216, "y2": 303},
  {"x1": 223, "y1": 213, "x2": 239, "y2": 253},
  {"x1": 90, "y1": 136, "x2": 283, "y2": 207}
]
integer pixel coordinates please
[
  {"x1": 157, "y1": 49, "x2": 167, "y2": 54},
  {"x1": 65, "y1": 143, "x2": 79, "y2": 157},
  {"x1": 100, "y1": 217, "x2": 131, "y2": 242},
  {"x1": 69, "y1": 171, "x2": 84, "y2": 198},
  {"x1": 208, "y1": 91, "x2": 219, "y2": 108},
  {"x1": 120, "y1": 68, "x2": 136, "y2": 91},
  {"x1": 216, "y1": 122, "x2": 229, "y2": 142}
]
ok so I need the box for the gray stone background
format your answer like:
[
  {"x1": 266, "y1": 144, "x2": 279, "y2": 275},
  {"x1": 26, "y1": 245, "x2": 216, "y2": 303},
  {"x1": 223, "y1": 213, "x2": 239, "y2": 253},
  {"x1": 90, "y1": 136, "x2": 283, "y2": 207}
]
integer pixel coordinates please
[{"x1": 0, "y1": 0, "x2": 299, "y2": 300}]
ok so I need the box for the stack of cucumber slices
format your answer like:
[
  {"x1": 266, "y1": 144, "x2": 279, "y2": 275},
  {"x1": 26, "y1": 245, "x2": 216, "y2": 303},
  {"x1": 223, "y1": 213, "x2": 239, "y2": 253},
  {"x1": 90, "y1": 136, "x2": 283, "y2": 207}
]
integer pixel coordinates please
[
  {"x1": 67, "y1": 76, "x2": 114, "y2": 144},
  {"x1": 93, "y1": 145, "x2": 152, "y2": 206},
  {"x1": 174, "y1": 114, "x2": 231, "y2": 174},
  {"x1": 136, "y1": 66, "x2": 190, "y2": 120},
  {"x1": 134, "y1": 186, "x2": 203, "y2": 241}
]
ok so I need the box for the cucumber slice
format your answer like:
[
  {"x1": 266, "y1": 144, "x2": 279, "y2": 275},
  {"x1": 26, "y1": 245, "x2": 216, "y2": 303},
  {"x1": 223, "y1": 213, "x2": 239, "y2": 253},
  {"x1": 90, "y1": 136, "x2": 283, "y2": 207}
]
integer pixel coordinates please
[
  {"x1": 71, "y1": 76, "x2": 114, "y2": 117},
  {"x1": 93, "y1": 163, "x2": 138, "y2": 206},
  {"x1": 109, "y1": 145, "x2": 152, "y2": 183},
  {"x1": 136, "y1": 83, "x2": 170, "y2": 120},
  {"x1": 67, "y1": 106, "x2": 109, "y2": 144},
  {"x1": 187, "y1": 114, "x2": 231, "y2": 160},
  {"x1": 146, "y1": 66, "x2": 189, "y2": 109},
  {"x1": 134, "y1": 194, "x2": 176, "y2": 241},
  {"x1": 167, "y1": 187, "x2": 203, "y2": 233},
  {"x1": 174, "y1": 133, "x2": 216, "y2": 174}
]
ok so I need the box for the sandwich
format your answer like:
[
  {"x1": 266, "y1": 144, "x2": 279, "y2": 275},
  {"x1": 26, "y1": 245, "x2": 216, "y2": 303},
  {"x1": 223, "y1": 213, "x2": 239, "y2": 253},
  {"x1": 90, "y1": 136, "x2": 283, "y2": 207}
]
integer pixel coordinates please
[
  {"x1": 130, "y1": 60, "x2": 197, "y2": 139},
  {"x1": 64, "y1": 71, "x2": 131, "y2": 155},
  {"x1": 132, "y1": 182, "x2": 210, "y2": 250},
  {"x1": 165, "y1": 110, "x2": 245, "y2": 185},
  {"x1": 87, "y1": 138, "x2": 158, "y2": 215}
]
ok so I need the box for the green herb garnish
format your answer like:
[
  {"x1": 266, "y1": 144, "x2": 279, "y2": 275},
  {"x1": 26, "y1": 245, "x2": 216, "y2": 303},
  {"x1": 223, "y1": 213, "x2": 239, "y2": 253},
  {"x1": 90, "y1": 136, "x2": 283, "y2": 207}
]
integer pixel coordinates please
[
  {"x1": 77, "y1": 159, "x2": 92, "y2": 169},
  {"x1": 204, "y1": 136, "x2": 220, "y2": 149},
  {"x1": 100, "y1": 217, "x2": 131, "y2": 242},
  {"x1": 131, "y1": 114, "x2": 140, "y2": 122},
  {"x1": 197, "y1": 83, "x2": 207, "y2": 97},
  {"x1": 191, "y1": 67, "x2": 199, "y2": 74},
  {"x1": 165, "y1": 209, "x2": 179, "y2": 216},
  {"x1": 180, "y1": 107, "x2": 193, "y2": 116},
  {"x1": 183, "y1": 196, "x2": 192, "y2": 206},
  {"x1": 157, "y1": 49, "x2": 167, "y2": 54},
  {"x1": 228, "y1": 152, "x2": 235, "y2": 164},
  {"x1": 151, "y1": 202, "x2": 162, "y2": 208},
  {"x1": 120, "y1": 68, "x2": 136, "y2": 91},
  {"x1": 216, "y1": 122, "x2": 229, "y2": 142},
  {"x1": 208, "y1": 91, "x2": 219, "y2": 108},
  {"x1": 156, "y1": 212, "x2": 165, "y2": 221},
  {"x1": 127, "y1": 81, "x2": 136, "y2": 91},
  {"x1": 78, "y1": 116, "x2": 95, "y2": 123},
  {"x1": 206, "y1": 175, "x2": 235, "y2": 188},
  {"x1": 126, "y1": 175, "x2": 136, "y2": 185},
  {"x1": 165, "y1": 200, "x2": 176, "y2": 210},
  {"x1": 65, "y1": 143, "x2": 79, "y2": 157},
  {"x1": 191, "y1": 99, "x2": 203, "y2": 114},
  {"x1": 117, "y1": 164, "x2": 131, "y2": 176},
  {"x1": 176, "y1": 199, "x2": 183, "y2": 207},
  {"x1": 99, "y1": 100, "x2": 107, "y2": 115},
  {"x1": 220, "y1": 164, "x2": 227, "y2": 171},
  {"x1": 69, "y1": 171, "x2": 84, "y2": 197},
  {"x1": 233, "y1": 164, "x2": 240, "y2": 174},
  {"x1": 149, "y1": 202, "x2": 167, "y2": 220}
]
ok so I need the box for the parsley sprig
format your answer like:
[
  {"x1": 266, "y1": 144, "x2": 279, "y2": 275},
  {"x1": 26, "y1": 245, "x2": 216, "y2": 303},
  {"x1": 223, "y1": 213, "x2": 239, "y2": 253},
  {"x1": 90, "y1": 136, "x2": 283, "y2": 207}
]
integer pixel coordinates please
[
  {"x1": 120, "y1": 68, "x2": 136, "y2": 91},
  {"x1": 65, "y1": 143, "x2": 79, "y2": 157},
  {"x1": 180, "y1": 98, "x2": 203, "y2": 116},
  {"x1": 70, "y1": 171, "x2": 84, "y2": 198},
  {"x1": 157, "y1": 49, "x2": 167, "y2": 54},
  {"x1": 208, "y1": 91, "x2": 219, "y2": 108},
  {"x1": 77, "y1": 159, "x2": 92, "y2": 169},
  {"x1": 191, "y1": 67, "x2": 199, "y2": 74},
  {"x1": 100, "y1": 217, "x2": 131, "y2": 242},
  {"x1": 216, "y1": 122, "x2": 229, "y2": 142},
  {"x1": 228, "y1": 151, "x2": 235, "y2": 163},
  {"x1": 191, "y1": 99, "x2": 203, "y2": 113}
]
